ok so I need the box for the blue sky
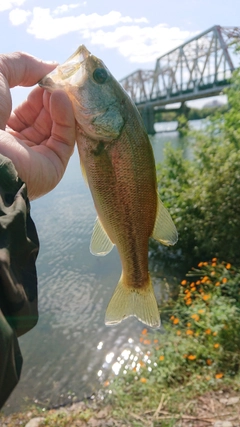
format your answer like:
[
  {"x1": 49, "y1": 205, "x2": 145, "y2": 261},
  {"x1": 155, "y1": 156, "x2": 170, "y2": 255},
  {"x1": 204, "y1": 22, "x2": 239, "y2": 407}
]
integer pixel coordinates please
[{"x1": 1, "y1": 0, "x2": 240, "y2": 108}]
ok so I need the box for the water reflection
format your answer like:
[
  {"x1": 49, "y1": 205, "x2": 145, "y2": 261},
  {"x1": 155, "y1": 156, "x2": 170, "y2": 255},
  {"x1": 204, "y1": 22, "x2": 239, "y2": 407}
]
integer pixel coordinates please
[{"x1": 4, "y1": 122, "x2": 199, "y2": 413}]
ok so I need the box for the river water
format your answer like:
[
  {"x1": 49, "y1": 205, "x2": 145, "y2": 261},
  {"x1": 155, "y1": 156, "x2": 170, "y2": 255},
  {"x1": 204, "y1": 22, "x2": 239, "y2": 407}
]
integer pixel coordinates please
[{"x1": 4, "y1": 120, "x2": 201, "y2": 413}]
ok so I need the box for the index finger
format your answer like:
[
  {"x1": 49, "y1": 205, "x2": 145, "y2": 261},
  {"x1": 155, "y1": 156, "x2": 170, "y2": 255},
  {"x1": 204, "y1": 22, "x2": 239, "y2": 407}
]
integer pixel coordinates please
[{"x1": 0, "y1": 52, "x2": 58, "y2": 88}]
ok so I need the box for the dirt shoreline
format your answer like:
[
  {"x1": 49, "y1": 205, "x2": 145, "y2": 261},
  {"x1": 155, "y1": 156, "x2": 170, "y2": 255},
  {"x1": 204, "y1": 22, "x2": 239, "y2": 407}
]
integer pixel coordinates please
[{"x1": 1, "y1": 388, "x2": 240, "y2": 427}]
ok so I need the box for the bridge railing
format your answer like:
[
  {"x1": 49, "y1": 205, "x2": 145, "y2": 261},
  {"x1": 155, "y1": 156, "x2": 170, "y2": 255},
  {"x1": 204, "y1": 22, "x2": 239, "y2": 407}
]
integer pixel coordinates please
[{"x1": 120, "y1": 25, "x2": 240, "y2": 106}]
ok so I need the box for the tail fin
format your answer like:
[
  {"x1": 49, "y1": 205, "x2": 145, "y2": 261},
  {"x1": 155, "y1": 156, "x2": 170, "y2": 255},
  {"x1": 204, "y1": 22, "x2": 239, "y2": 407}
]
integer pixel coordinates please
[{"x1": 105, "y1": 274, "x2": 160, "y2": 328}]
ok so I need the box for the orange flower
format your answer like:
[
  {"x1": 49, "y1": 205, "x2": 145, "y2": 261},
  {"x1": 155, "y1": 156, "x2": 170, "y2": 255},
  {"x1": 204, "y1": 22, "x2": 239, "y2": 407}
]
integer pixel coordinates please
[
  {"x1": 103, "y1": 380, "x2": 110, "y2": 387},
  {"x1": 203, "y1": 262, "x2": 208, "y2": 266},
  {"x1": 214, "y1": 343, "x2": 220, "y2": 349},
  {"x1": 222, "y1": 278, "x2": 228, "y2": 284},
  {"x1": 159, "y1": 355, "x2": 164, "y2": 361},
  {"x1": 173, "y1": 318, "x2": 179, "y2": 325},
  {"x1": 181, "y1": 280, "x2": 187, "y2": 285},
  {"x1": 210, "y1": 271, "x2": 216, "y2": 276},
  {"x1": 188, "y1": 354, "x2": 196, "y2": 360},
  {"x1": 201, "y1": 276, "x2": 209, "y2": 283},
  {"x1": 203, "y1": 294, "x2": 210, "y2": 301},
  {"x1": 176, "y1": 330, "x2": 181, "y2": 336},
  {"x1": 139, "y1": 361, "x2": 145, "y2": 367},
  {"x1": 140, "y1": 377, "x2": 147, "y2": 383},
  {"x1": 184, "y1": 292, "x2": 191, "y2": 299},
  {"x1": 206, "y1": 359, "x2": 212, "y2": 365},
  {"x1": 212, "y1": 262, "x2": 216, "y2": 267},
  {"x1": 186, "y1": 329, "x2": 194, "y2": 335},
  {"x1": 206, "y1": 376, "x2": 211, "y2": 381},
  {"x1": 141, "y1": 328, "x2": 148, "y2": 335},
  {"x1": 139, "y1": 337, "x2": 143, "y2": 343},
  {"x1": 196, "y1": 280, "x2": 201, "y2": 285},
  {"x1": 191, "y1": 314, "x2": 200, "y2": 321},
  {"x1": 215, "y1": 373, "x2": 224, "y2": 379},
  {"x1": 226, "y1": 263, "x2": 231, "y2": 269},
  {"x1": 212, "y1": 257, "x2": 217, "y2": 262},
  {"x1": 215, "y1": 282, "x2": 220, "y2": 287},
  {"x1": 186, "y1": 298, "x2": 192, "y2": 305},
  {"x1": 170, "y1": 315, "x2": 175, "y2": 320},
  {"x1": 198, "y1": 262, "x2": 203, "y2": 267},
  {"x1": 154, "y1": 339, "x2": 159, "y2": 344},
  {"x1": 190, "y1": 282, "x2": 195, "y2": 288},
  {"x1": 205, "y1": 328, "x2": 211, "y2": 335},
  {"x1": 143, "y1": 339, "x2": 151, "y2": 345},
  {"x1": 198, "y1": 309, "x2": 205, "y2": 314},
  {"x1": 213, "y1": 331, "x2": 218, "y2": 336},
  {"x1": 187, "y1": 322, "x2": 191, "y2": 327}
]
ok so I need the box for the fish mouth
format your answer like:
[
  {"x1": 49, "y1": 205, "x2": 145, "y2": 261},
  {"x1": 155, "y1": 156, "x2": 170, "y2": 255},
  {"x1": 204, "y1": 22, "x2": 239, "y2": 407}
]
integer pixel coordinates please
[{"x1": 38, "y1": 45, "x2": 91, "y2": 91}]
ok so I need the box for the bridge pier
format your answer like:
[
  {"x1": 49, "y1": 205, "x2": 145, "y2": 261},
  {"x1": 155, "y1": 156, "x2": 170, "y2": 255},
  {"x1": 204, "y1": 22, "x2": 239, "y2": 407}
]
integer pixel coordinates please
[{"x1": 141, "y1": 105, "x2": 156, "y2": 135}]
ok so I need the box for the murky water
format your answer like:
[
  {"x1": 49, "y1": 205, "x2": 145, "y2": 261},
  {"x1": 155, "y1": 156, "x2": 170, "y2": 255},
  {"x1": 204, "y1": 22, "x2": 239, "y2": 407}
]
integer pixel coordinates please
[{"x1": 4, "y1": 121, "x2": 200, "y2": 413}]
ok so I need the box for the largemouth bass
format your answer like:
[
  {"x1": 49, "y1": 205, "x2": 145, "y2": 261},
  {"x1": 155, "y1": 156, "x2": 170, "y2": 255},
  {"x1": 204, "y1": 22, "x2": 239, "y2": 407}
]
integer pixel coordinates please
[{"x1": 39, "y1": 46, "x2": 178, "y2": 328}]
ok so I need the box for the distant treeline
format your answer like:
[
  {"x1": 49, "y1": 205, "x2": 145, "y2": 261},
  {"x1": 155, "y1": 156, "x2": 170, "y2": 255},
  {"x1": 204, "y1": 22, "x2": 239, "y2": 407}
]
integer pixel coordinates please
[{"x1": 155, "y1": 104, "x2": 229, "y2": 122}]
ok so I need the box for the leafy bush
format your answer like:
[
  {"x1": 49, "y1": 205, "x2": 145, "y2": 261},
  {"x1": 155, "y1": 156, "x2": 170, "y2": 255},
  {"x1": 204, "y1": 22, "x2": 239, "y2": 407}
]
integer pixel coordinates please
[
  {"x1": 152, "y1": 68, "x2": 240, "y2": 266},
  {"x1": 104, "y1": 260, "x2": 240, "y2": 412}
]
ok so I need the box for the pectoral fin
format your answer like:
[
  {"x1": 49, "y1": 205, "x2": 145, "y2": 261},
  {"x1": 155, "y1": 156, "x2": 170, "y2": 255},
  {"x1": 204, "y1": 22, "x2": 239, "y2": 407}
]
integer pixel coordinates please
[
  {"x1": 90, "y1": 217, "x2": 114, "y2": 256},
  {"x1": 152, "y1": 194, "x2": 178, "y2": 246}
]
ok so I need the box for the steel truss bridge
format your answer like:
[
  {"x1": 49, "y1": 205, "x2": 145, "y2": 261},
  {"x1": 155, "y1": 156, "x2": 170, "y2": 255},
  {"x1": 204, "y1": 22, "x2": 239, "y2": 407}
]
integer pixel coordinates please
[{"x1": 120, "y1": 25, "x2": 240, "y2": 133}]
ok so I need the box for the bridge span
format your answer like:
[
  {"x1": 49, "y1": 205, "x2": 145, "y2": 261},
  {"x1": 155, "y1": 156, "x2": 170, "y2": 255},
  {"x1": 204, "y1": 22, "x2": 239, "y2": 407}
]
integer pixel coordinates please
[{"x1": 120, "y1": 25, "x2": 240, "y2": 133}]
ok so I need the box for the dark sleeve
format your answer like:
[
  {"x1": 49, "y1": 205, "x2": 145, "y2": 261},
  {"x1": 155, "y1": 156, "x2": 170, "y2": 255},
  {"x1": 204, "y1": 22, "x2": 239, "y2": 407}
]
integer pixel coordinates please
[{"x1": 0, "y1": 156, "x2": 39, "y2": 408}]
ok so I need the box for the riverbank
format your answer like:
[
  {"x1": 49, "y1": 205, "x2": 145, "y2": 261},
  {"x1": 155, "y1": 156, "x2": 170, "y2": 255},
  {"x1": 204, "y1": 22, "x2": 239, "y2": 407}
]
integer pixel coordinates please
[{"x1": 1, "y1": 385, "x2": 240, "y2": 427}]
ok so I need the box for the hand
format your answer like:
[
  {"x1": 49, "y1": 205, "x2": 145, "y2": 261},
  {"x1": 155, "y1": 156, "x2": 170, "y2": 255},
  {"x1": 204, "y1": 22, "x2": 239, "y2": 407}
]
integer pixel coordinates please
[{"x1": 0, "y1": 52, "x2": 76, "y2": 200}]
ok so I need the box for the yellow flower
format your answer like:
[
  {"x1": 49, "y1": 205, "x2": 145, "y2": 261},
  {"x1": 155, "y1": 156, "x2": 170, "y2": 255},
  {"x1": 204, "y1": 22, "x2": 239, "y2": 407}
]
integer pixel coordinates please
[
  {"x1": 187, "y1": 322, "x2": 191, "y2": 327},
  {"x1": 173, "y1": 318, "x2": 179, "y2": 325},
  {"x1": 226, "y1": 263, "x2": 231, "y2": 269},
  {"x1": 188, "y1": 354, "x2": 196, "y2": 360},
  {"x1": 181, "y1": 280, "x2": 187, "y2": 285},
  {"x1": 205, "y1": 328, "x2": 211, "y2": 335},
  {"x1": 215, "y1": 373, "x2": 224, "y2": 379},
  {"x1": 186, "y1": 329, "x2": 194, "y2": 335},
  {"x1": 198, "y1": 309, "x2": 205, "y2": 314},
  {"x1": 214, "y1": 343, "x2": 220, "y2": 349},
  {"x1": 203, "y1": 294, "x2": 210, "y2": 301},
  {"x1": 222, "y1": 277, "x2": 228, "y2": 284},
  {"x1": 140, "y1": 377, "x2": 147, "y2": 383},
  {"x1": 159, "y1": 355, "x2": 164, "y2": 361}
]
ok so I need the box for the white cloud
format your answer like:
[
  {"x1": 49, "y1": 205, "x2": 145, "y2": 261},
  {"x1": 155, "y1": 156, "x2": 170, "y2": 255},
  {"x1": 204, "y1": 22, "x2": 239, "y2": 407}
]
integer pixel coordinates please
[
  {"x1": 83, "y1": 24, "x2": 196, "y2": 63},
  {"x1": 27, "y1": 8, "x2": 147, "y2": 40},
  {"x1": 53, "y1": 3, "x2": 85, "y2": 15},
  {"x1": 0, "y1": 0, "x2": 26, "y2": 12},
  {"x1": 9, "y1": 7, "x2": 31, "y2": 25}
]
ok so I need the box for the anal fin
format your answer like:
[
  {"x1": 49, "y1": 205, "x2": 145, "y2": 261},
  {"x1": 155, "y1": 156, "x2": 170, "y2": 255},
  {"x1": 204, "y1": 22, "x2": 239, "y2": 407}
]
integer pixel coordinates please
[
  {"x1": 90, "y1": 217, "x2": 114, "y2": 256},
  {"x1": 152, "y1": 194, "x2": 178, "y2": 246}
]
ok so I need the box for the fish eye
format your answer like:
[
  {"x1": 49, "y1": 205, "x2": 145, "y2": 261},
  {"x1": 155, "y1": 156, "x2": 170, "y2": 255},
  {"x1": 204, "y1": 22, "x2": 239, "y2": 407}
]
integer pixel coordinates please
[{"x1": 93, "y1": 68, "x2": 108, "y2": 84}]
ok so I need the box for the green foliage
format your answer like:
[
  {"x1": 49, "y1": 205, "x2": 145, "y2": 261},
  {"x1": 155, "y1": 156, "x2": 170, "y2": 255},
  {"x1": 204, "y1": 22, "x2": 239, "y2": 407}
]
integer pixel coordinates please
[
  {"x1": 153, "y1": 68, "x2": 240, "y2": 266},
  {"x1": 105, "y1": 260, "x2": 240, "y2": 414}
]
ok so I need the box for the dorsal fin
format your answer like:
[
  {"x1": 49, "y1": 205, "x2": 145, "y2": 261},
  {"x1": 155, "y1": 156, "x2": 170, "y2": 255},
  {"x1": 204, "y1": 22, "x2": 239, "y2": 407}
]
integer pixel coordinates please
[{"x1": 152, "y1": 194, "x2": 178, "y2": 246}]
